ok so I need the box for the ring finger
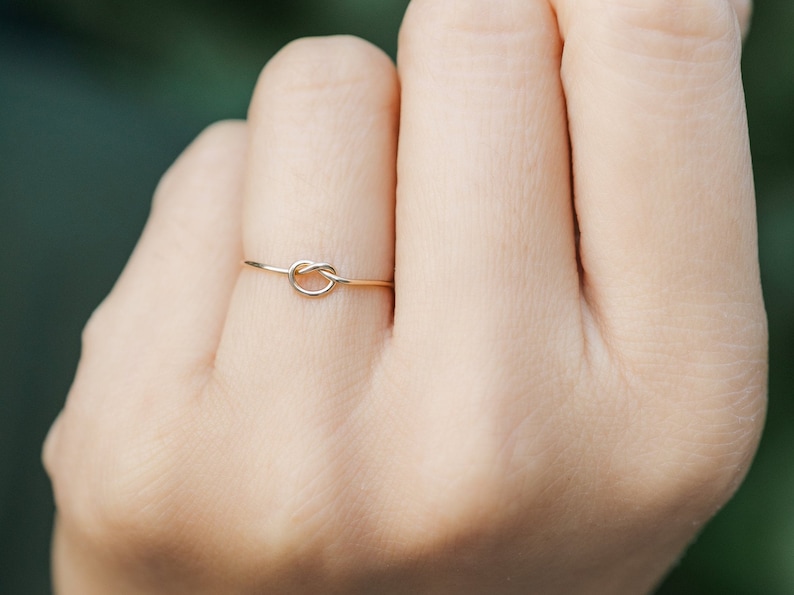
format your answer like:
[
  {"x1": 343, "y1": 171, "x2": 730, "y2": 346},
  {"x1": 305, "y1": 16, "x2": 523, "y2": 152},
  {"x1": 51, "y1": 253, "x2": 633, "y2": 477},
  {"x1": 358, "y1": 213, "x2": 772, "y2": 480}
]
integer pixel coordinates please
[{"x1": 218, "y1": 36, "x2": 399, "y2": 392}]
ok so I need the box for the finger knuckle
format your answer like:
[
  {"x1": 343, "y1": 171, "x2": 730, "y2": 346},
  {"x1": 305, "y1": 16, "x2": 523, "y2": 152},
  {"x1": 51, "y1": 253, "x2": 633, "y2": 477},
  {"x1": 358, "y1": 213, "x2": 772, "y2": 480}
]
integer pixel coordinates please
[
  {"x1": 153, "y1": 120, "x2": 247, "y2": 209},
  {"x1": 41, "y1": 415, "x2": 63, "y2": 480},
  {"x1": 603, "y1": 0, "x2": 740, "y2": 48},
  {"x1": 403, "y1": 0, "x2": 550, "y2": 35},
  {"x1": 254, "y1": 35, "x2": 394, "y2": 107},
  {"x1": 61, "y1": 434, "x2": 183, "y2": 556},
  {"x1": 79, "y1": 301, "x2": 114, "y2": 355},
  {"x1": 399, "y1": 0, "x2": 558, "y2": 71},
  {"x1": 613, "y1": 395, "x2": 765, "y2": 517},
  {"x1": 47, "y1": 388, "x2": 196, "y2": 557},
  {"x1": 78, "y1": 298, "x2": 134, "y2": 366}
]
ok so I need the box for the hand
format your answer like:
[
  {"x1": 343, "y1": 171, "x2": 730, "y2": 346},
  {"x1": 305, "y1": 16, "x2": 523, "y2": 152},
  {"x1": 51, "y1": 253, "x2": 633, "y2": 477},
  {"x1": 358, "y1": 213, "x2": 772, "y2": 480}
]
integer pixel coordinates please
[{"x1": 44, "y1": 1, "x2": 766, "y2": 593}]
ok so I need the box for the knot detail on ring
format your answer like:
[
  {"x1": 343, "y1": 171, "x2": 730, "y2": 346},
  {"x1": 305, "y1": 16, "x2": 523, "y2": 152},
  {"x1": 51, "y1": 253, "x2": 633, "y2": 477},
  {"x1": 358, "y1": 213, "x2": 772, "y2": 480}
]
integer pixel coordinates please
[
  {"x1": 288, "y1": 260, "x2": 338, "y2": 297},
  {"x1": 243, "y1": 259, "x2": 394, "y2": 298}
]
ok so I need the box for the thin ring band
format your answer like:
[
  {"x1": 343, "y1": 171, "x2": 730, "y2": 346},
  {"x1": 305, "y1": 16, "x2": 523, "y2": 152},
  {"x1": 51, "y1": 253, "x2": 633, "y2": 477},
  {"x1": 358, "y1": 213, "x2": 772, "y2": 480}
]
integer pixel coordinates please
[{"x1": 244, "y1": 260, "x2": 394, "y2": 298}]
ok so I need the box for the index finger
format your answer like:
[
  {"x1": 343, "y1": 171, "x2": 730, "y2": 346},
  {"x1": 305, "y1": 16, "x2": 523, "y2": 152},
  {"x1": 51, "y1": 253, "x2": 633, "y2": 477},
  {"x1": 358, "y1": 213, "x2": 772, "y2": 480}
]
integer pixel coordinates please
[{"x1": 553, "y1": 0, "x2": 765, "y2": 354}]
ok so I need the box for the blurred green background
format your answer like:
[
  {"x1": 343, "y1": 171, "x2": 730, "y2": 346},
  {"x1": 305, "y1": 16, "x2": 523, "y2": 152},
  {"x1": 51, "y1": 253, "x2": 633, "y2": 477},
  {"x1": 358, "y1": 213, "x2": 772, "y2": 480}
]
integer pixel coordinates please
[{"x1": 0, "y1": 0, "x2": 791, "y2": 593}]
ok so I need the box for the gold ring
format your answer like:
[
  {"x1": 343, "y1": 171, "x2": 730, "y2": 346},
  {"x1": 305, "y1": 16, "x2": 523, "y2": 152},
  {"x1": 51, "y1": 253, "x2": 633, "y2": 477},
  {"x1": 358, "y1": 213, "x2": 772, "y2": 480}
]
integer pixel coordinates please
[{"x1": 244, "y1": 260, "x2": 394, "y2": 298}]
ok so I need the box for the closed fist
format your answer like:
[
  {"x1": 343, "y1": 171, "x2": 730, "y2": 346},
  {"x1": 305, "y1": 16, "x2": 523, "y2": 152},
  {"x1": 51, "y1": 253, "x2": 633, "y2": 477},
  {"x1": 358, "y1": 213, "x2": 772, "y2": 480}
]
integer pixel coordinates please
[{"x1": 44, "y1": 1, "x2": 766, "y2": 593}]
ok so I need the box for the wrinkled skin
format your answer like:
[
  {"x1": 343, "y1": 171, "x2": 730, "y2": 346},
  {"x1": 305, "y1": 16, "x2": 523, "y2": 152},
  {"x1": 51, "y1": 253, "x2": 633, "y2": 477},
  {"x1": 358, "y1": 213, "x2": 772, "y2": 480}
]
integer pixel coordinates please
[{"x1": 44, "y1": 1, "x2": 766, "y2": 593}]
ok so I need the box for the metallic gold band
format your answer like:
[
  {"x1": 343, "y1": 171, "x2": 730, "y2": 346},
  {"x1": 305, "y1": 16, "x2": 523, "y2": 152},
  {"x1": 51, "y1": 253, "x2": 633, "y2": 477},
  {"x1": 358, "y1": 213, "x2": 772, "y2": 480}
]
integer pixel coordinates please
[{"x1": 244, "y1": 260, "x2": 394, "y2": 298}]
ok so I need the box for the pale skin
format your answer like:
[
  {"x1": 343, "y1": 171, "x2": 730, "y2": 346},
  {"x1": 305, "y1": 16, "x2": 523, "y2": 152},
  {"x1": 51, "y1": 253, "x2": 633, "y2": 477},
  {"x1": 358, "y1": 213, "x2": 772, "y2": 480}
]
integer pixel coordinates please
[{"x1": 43, "y1": 0, "x2": 767, "y2": 593}]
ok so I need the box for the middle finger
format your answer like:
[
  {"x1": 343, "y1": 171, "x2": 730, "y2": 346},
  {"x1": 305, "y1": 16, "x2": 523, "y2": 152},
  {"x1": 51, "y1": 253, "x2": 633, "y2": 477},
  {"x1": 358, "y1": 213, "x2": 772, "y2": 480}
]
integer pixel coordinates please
[{"x1": 395, "y1": 0, "x2": 581, "y2": 352}]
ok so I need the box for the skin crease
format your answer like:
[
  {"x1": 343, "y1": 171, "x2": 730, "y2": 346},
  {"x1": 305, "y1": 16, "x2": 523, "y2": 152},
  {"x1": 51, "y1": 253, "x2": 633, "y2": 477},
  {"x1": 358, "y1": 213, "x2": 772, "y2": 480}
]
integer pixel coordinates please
[{"x1": 43, "y1": 1, "x2": 765, "y2": 594}]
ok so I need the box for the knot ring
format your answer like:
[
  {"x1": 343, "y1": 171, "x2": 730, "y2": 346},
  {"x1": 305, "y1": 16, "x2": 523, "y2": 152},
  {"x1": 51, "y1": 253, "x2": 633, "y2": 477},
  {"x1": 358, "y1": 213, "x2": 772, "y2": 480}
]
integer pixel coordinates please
[{"x1": 244, "y1": 260, "x2": 394, "y2": 298}]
